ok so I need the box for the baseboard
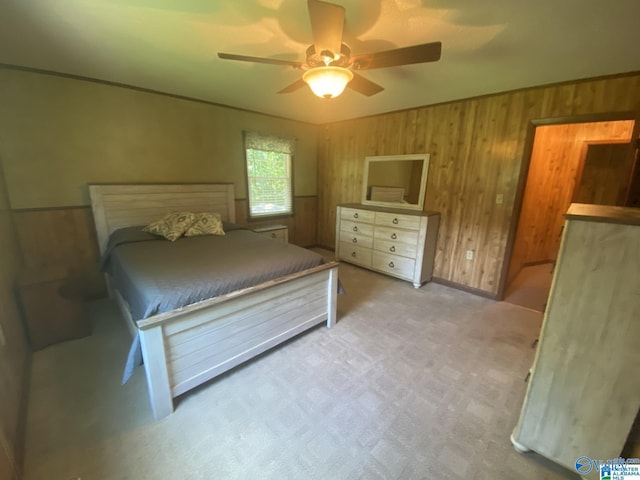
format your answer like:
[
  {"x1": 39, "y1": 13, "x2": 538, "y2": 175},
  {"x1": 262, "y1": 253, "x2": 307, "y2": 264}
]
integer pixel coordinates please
[
  {"x1": 522, "y1": 259, "x2": 555, "y2": 268},
  {"x1": 14, "y1": 350, "x2": 31, "y2": 480},
  {"x1": 310, "y1": 250, "x2": 498, "y2": 300},
  {"x1": 431, "y1": 277, "x2": 498, "y2": 300}
]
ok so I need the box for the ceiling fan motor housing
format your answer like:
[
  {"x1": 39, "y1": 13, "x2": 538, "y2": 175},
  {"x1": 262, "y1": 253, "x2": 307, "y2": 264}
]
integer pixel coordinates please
[
  {"x1": 218, "y1": 0, "x2": 442, "y2": 97},
  {"x1": 305, "y1": 44, "x2": 351, "y2": 69}
]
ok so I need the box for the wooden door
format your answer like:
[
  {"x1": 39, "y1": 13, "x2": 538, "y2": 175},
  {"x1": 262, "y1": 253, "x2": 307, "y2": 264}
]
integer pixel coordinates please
[
  {"x1": 573, "y1": 142, "x2": 634, "y2": 206},
  {"x1": 624, "y1": 138, "x2": 640, "y2": 207}
]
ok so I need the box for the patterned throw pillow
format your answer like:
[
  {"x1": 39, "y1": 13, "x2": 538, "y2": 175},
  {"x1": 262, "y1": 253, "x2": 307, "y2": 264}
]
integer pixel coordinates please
[
  {"x1": 184, "y1": 212, "x2": 225, "y2": 237},
  {"x1": 143, "y1": 212, "x2": 196, "y2": 241}
]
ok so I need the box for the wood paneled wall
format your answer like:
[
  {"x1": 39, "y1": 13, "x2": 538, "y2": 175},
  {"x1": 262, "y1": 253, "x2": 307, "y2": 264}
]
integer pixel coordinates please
[
  {"x1": 509, "y1": 121, "x2": 635, "y2": 281},
  {"x1": 13, "y1": 207, "x2": 101, "y2": 272},
  {"x1": 12, "y1": 195, "x2": 319, "y2": 286},
  {"x1": 233, "y1": 196, "x2": 318, "y2": 247},
  {"x1": 317, "y1": 73, "x2": 640, "y2": 296},
  {"x1": 0, "y1": 161, "x2": 28, "y2": 480}
]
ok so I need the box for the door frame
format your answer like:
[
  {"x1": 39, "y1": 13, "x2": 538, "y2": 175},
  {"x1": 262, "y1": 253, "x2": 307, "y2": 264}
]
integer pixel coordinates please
[{"x1": 496, "y1": 110, "x2": 640, "y2": 300}]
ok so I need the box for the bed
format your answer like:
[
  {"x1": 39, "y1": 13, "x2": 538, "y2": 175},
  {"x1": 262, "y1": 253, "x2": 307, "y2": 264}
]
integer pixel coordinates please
[{"x1": 89, "y1": 183, "x2": 339, "y2": 419}]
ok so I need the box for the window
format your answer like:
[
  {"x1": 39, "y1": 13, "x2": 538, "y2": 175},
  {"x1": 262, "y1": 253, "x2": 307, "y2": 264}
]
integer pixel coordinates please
[{"x1": 244, "y1": 131, "x2": 294, "y2": 219}]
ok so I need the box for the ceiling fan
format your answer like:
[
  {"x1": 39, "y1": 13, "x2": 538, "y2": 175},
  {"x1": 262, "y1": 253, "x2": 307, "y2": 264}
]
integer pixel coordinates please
[{"x1": 217, "y1": 0, "x2": 442, "y2": 99}]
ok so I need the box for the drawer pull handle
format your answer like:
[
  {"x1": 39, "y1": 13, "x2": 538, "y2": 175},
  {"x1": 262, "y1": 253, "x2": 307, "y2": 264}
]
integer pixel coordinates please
[
  {"x1": 392, "y1": 218, "x2": 399, "y2": 224},
  {"x1": 271, "y1": 233, "x2": 277, "y2": 238},
  {"x1": 354, "y1": 213, "x2": 359, "y2": 219},
  {"x1": 351, "y1": 252, "x2": 357, "y2": 258},
  {"x1": 353, "y1": 226, "x2": 358, "y2": 232},
  {"x1": 352, "y1": 237, "x2": 358, "y2": 243},
  {"x1": 391, "y1": 233, "x2": 397, "y2": 239},
  {"x1": 389, "y1": 246, "x2": 395, "y2": 252},
  {"x1": 388, "y1": 261, "x2": 395, "y2": 268}
]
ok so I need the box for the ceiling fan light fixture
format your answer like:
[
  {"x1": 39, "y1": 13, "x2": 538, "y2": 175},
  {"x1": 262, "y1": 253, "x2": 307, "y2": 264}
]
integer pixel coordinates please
[{"x1": 302, "y1": 66, "x2": 353, "y2": 99}]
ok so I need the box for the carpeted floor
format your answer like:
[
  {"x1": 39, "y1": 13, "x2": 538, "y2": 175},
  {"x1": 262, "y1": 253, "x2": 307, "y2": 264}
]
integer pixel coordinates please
[
  {"x1": 22, "y1": 252, "x2": 580, "y2": 480},
  {"x1": 503, "y1": 263, "x2": 554, "y2": 313}
]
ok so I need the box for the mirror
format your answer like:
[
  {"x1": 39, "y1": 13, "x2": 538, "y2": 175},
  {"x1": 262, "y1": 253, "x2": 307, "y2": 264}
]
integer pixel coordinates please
[{"x1": 362, "y1": 154, "x2": 430, "y2": 210}]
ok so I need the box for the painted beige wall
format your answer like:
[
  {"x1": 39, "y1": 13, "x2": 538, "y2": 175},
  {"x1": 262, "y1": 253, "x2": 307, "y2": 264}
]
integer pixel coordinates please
[
  {"x1": 0, "y1": 158, "x2": 28, "y2": 480},
  {"x1": 0, "y1": 69, "x2": 318, "y2": 209}
]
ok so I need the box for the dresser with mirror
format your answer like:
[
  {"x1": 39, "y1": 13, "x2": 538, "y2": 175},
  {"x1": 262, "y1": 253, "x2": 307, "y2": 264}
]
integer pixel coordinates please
[{"x1": 336, "y1": 154, "x2": 440, "y2": 287}]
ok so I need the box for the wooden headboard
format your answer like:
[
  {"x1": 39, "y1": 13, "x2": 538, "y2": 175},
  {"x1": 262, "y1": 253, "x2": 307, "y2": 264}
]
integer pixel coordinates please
[
  {"x1": 370, "y1": 186, "x2": 405, "y2": 203},
  {"x1": 89, "y1": 183, "x2": 236, "y2": 254}
]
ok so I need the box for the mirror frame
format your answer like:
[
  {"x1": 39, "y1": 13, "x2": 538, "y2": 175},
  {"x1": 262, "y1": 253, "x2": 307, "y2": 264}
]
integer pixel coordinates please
[{"x1": 361, "y1": 153, "x2": 430, "y2": 210}]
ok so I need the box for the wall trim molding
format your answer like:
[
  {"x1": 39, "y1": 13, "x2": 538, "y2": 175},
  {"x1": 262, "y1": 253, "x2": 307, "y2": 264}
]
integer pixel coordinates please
[
  {"x1": 312, "y1": 248, "x2": 498, "y2": 300},
  {"x1": 12, "y1": 205, "x2": 91, "y2": 213},
  {"x1": 3, "y1": 63, "x2": 637, "y2": 128},
  {"x1": 0, "y1": 63, "x2": 316, "y2": 127},
  {"x1": 320, "y1": 71, "x2": 640, "y2": 126},
  {"x1": 14, "y1": 352, "x2": 32, "y2": 480},
  {"x1": 522, "y1": 260, "x2": 555, "y2": 268},
  {"x1": 431, "y1": 277, "x2": 498, "y2": 300},
  {"x1": 11, "y1": 196, "x2": 319, "y2": 213}
]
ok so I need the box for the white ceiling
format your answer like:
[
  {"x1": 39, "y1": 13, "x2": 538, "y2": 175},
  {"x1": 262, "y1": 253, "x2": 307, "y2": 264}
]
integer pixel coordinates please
[{"x1": 1, "y1": 0, "x2": 639, "y2": 125}]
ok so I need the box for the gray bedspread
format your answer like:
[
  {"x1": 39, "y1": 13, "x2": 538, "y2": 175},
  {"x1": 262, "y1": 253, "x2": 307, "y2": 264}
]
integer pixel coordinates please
[{"x1": 102, "y1": 224, "x2": 325, "y2": 321}]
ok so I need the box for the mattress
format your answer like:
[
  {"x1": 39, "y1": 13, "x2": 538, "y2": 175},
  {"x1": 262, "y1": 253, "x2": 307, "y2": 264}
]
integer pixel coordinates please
[{"x1": 101, "y1": 223, "x2": 326, "y2": 322}]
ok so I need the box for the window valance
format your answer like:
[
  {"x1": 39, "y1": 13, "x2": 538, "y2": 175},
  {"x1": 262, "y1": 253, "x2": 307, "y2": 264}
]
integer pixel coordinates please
[{"x1": 244, "y1": 131, "x2": 296, "y2": 155}]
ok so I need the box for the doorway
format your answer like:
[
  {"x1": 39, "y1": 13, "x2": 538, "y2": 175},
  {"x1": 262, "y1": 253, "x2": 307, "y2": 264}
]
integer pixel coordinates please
[{"x1": 502, "y1": 116, "x2": 638, "y2": 311}]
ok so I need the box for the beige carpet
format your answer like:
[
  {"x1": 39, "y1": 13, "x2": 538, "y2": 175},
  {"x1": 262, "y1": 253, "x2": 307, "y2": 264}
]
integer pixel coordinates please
[
  {"x1": 22, "y1": 253, "x2": 579, "y2": 480},
  {"x1": 503, "y1": 263, "x2": 554, "y2": 313}
]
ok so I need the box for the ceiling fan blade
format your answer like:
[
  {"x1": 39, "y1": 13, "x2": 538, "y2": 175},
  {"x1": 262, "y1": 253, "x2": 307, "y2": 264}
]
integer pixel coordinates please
[
  {"x1": 277, "y1": 78, "x2": 307, "y2": 94},
  {"x1": 218, "y1": 52, "x2": 303, "y2": 69},
  {"x1": 348, "y1": 73, "x2": 384, "y2": 96},
  {"x1": 307, "y1": 0, "x2": 345, "y2": 56},
  {"x1": 351, "y1": 42, "x2": 442, "y2": 70}
]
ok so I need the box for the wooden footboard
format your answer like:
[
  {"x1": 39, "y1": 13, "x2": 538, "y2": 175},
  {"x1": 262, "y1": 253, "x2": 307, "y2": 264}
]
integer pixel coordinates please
[{"x1": 128, "y1": 262, "x2": 338, "y2": 419}]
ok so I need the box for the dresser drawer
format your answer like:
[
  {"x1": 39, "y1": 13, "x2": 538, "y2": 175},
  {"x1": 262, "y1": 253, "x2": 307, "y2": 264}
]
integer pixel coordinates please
[
  {"x1": 374, "y1": 212, "x2": 420, "y2": 230},
  {"x1": 337, "y1": 204, "x2": 440, "y2": 288},
  {"x1": 374, "y1": 226, "x2": 419, "y2": 245},
  {"x1": 372, "y1": 252, "x2": 415, "y2": 279},
  {"x1": 340, "y1": 207, "x2": 375, "y2": 224},
  {"x1": 373, "y1": 238, "x2": 418, "y2": 258},
  {"x1": 339, "y1": 231, "x2": 374, "y2": 249},
  {"x1": 341, "y1": 219, "x2": 374, "y2": 237},
  {"x1": 339, "y1": 242, "x2": 373, "y2": 267}
]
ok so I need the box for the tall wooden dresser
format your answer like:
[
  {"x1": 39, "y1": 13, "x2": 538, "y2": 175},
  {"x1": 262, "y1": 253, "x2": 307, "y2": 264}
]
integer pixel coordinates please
[
  {"x1": 335, "y1": 204, "x2": 440, "y2": 288},
  {"x1": 511, "y1": 204, "x2": 640, "y2": 480}
]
